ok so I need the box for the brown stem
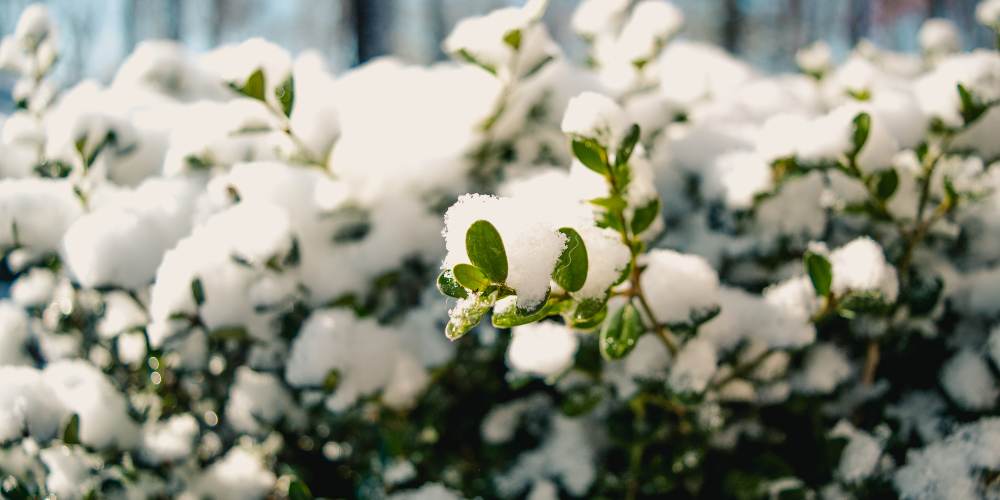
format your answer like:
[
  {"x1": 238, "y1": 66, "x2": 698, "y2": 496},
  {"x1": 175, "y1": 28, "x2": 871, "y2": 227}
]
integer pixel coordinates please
[
  {"x1": 629, "y1": 254, "x2": 679, "y2": 355},
  {"x1": 861, "y1": 340, "x2": 880, "y2": 385},
  {"x1": 710, "y1": 347, "x2": 773, "y2": 390}
]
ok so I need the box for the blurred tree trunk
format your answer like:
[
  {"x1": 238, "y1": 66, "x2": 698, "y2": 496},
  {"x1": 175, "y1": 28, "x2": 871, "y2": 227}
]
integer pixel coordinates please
[
  {"x1": 429, "y1": 0, "x2": 448, "y2": 61},
  {"x1": 849, "y1": 0, "x2": 870, "y2": 44},
  {"x1": 350, "y1": 0, "x2": 393, "y2": 64},
  {"x1": 927, "y1": 0, "x2": 946, "y2": 17},
  {"x1": 721, "y1": 0, "x2": 743, "y2": 54},
  {"x1": 210, "y1": 0, "x2": 233, "y2": 46},
  {"x1": 167, "y1": 0, "x2": 182, "y2": 40},
  {"x1": 787, "y1": 0, "x2": 803, "y2": 46},
  {"x1": 123, "y1": 0, "x2": 138, "y2": 53}
]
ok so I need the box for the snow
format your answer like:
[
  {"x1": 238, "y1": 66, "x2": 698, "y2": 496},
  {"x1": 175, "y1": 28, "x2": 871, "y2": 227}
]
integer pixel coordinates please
[
  {"x1": 831, "y1": 420, "x2": 884, "y2": 484},
  {"x1": 496, "y1": 416, "x2": 596, "y2": 497},
  {"x1": 443, "y1": 1, "x2": 555, "y2": 81},
  {"x1": 140, "y1": 414, "x2": 199, "y2": 465},
  {"x1": 389, "y1": 483, "x2": 463, "y2": 500},
  {"x1": 702, "y1": 151, "x2": 772, "y2": 210},
  {"x1": 186, "y1": 446, "x2": 277, "y2": 500},
  {"x1": 561, "y1": 91, "x2": 631, "y2": 145},
  {"x1": 0, "y1": 302, "x2": 31, "y2": 366},
  {"x1": 978, "y1": 0, "x2": 1000, "y2": 27},
  {"x1": 226, "y1": 367, "x2": 293, "y2": 434},
  {"x1": 38, "y1": 360, "x2": 138, "y2": 449},
  {"x1": 828, "y1": 237, "x2": 899, "y2": 301},
  {"x1": 0, "y1": 366, "x2": 69, "y2": 443},
  {"x1": 895, "y1": 418, "x2": 1000, "y2": 500},
  {"x1": 939, "y1": 349, "x2": 998, "y2": 411},
  {"x1": 285, "y1": 309, "x2": 428, "y2": 411},
  {"x1": 10, "y1": 267, "x2": 56, "y2": 308},
  {"x1": 40, "y1": 445, "x2": 94, "y2": 500},
  {"x1": 443, "y1": 194, "x2": 568, "y2": 309},
  {"x1": 918, "y1": 19, "x2": 961, "y2": 57},
  {"x1": 641, "y1": 249, "x2": 720, "y2": 325},
  {"x1": 700, "y1": 286, "x2": 815, "y2": 351},
  {"x1": 507, "y1": 321, "x2": 579, "y2": 377},
  {"x1": 796, "y1": 41, "x2": 832, "y2": 75},
  {"x1": 0, "y1": 179, "x2": 81, "y2": 252},
  {"x1": 668, "y1": 338, "x2": 717, "y2": 393},
  {"x1": 793, "y1": 343, "x2": 853, "y2": 394},
  {"x1": 571, "y1": 0, "x2": 630, "y2": 37}
]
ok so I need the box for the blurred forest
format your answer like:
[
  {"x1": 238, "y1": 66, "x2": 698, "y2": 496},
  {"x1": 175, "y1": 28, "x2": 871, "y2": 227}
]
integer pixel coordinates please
[{"x1": 0, "y1": 0, "x2": 995, "y2": 112}]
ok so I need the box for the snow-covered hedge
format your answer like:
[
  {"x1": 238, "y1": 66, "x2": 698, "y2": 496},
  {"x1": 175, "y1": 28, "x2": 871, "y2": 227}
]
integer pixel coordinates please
[{"x1": 1, "y1": 1, "x2": 1000, "y2": 498}]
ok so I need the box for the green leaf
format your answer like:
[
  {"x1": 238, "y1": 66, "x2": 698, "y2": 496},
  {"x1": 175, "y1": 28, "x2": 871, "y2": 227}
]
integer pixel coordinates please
[
  {"x1": 502, "y1": 28, "x2": 522, "y2": 50},
  {"x1": 600, "y1": 303, "x2": 643, "y2": 360},
  {"x1": 553, "y1": 228, "x2": 588, "y2": 292},
  {"x1": 872, "y1": 168, "x2": 899, "y2": 201},
  {"x1": 571, "y1": 304, "x2": 607, "y2": 330},
  {"x1": 445, "y1": 294, "x2": 495, "y2": 340},
  {"x1": 616, "y1": 123, "x2": 641, "y2": 166},
  {"x1": 437, "y1": 269, "x2": 469, "y2": 299},
  {"x1": 276, "y1": 75, "x2": 295, "y2": 118},
  {"x1": 235, "y1": 68, "x2": 266, "y2": 101},
  {"x1": 323, "y1": 369, "x2": 341, "y2": 392},
  {"x1": 851, "y1": 112, "x2": 871, "y2": 158},
  {"x1": 588, "y1": 195, "x2": 627, "y2": 212},
  {"x1": 452, "y1": 263, "x2": 490, "y2": 292},
  {"x1": 191, "y1": 278, "x2": 205, "y2": 306},
  {"x1": 957, "y1": 83, "x2": 986, "y2": 124},
  {"x1": 33, "y1": 160, "x2": 73, "y2": 179},
  {"x1": 572, "y1": 138, "x2": 609, "y2": 175},
  {"x1": 288, "y1": 479, "x2": 313, "y2": 500},
  {"x1": 465, "y1": 220, "x2": 508, "y2": 282},
  {"x1": 803, "y1": 251, "x2": 833, "y2": 297},
  {"x1": 943, "y1": 176, "x2": 959, "y2": 208},
  {"x1": 210, "y1": 326, "x2": 248, "y2": 341},
  {"x1": 560, "y1": 383, "x2": 604, "y2": 416},
  {"x1": 521, "y1": 54, "x2": 554, "y2": 79},
  {"x1": 74, "y1": 137, "x2": 87, "y2": 162},
  {"x1": 456, "y1": 48, "x2": 497, "y2": 75},
  {"x1": 903, "y1": 270, "x2": 943, "y2": 316},
  {"x1": 631, "y1": 197, "x2": 660, "y2": 234},
  {"x1": 62, "y1": 414, "x2": 80, "y2": 445},
  {"x1": 837, "y1": 290, "x2": 891, "y2": 318},
  {"x1": 492, "y1": 296, "x2": 558, "y2": 328}
]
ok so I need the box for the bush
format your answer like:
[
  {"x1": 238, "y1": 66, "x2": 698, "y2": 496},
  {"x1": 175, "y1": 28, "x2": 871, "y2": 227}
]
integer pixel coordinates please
[{"x1": 1, "y1": 1, "x2": 1000, "y2": 498}]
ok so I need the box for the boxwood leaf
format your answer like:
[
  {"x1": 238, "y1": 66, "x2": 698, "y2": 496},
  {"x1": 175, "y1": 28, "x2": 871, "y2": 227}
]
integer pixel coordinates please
[
  {"x1": 62, "y1": 414, "x2": 80, "y2": 445},
  {"x1": 191, "y1": 278, "x2": 206, "y2": 306},
  {"x1": 850, "y1": 112, "x2": 871, "y2": 158},
  {"x1": 616, "y1": 123, "x2": 641, "y2": 166},
  {"x1": 803, "y1": 251, "x2": 833, "y2": 297},
  {"x1": 872, "y1": 168, "x2": 898, "y2": 200},
  {"x1": 600, "y1": 303, "x2": 643, "y2": 359},
  {"x1": 234, "y1": 68, "x2": 266, "y2": 101},
  {"x1": 553, "y1": 227, "x2": 588, "y2": 292},
  {"x1": 453, "y1": 264, "x2": 489, "y2": 292},
  {"x1": 631, "y1": 197, "x2": 660, "y2": 234},
  {"x1": 466, "y1": 220, "x2": 508, "y2": 282},
  {"x1": 437, "y1": 269, "x2": 469, "y2": 299},
  {"x1": 277, "y1": 75, "x2": 295, "y2": 118},
  {"x1": 572, "y1": 138, "x2": 609, "y2": 175}
]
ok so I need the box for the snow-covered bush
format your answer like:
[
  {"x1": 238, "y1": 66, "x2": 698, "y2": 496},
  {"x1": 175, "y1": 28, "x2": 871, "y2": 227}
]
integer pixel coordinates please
[{"x1": 1, "y1": 1, "x2": 1000, "y2": 499}]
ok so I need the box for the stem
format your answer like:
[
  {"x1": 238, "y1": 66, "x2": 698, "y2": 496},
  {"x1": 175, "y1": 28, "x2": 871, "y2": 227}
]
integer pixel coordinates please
[
  {"x1": 861, "y1": 340, "x2": 880, "y2": 385},
  {"x1": 277, "y1": 120, "x2": 326, "y2": 169},
  {"x1": 625, "y1": 442, "x2": 643, "y2": 500},
  {"x1": 856, "y1": 136, "x2": 950, "y2": 386},
  {"x1": 630, "y1": 259, "x2": 678, "y2": 355},
  {"x1": 601, "y1": 144, "x2": 679, "y2": 355},
  {"x1": 710, "y1": 347, "x2": 773, "y2": 390}
]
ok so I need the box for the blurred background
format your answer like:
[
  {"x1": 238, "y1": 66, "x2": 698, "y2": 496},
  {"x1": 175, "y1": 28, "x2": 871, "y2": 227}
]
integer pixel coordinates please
[{"x1": 0, "y1": 0, "x2": 995, "y2": 112}]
